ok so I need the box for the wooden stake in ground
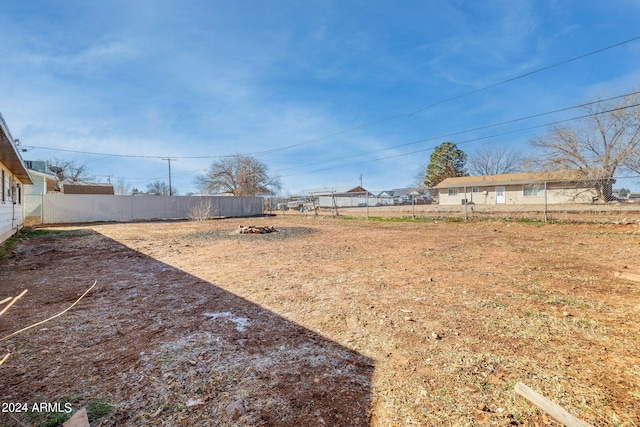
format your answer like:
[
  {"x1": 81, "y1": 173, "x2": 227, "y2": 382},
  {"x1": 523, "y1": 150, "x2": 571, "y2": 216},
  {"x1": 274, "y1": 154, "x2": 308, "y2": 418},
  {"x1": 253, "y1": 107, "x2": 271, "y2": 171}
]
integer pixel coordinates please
[
  {"x1": 0, "y1": 289, "x2": 28, "y2": 317},
  {"x1": 614, "y1": 271, "x2": 640, "y2": 283},
  {"x1": 514, "y1": 382, "x2": 593, "y2": 427},
  {"x1": 0, "y1": 281, "x2": 97, "y2": 343}
]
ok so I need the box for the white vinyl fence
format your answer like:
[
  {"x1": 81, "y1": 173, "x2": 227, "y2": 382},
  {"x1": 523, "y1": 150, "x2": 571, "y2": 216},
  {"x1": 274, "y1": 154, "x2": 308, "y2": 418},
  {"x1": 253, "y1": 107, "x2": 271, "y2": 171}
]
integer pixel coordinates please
[
  {"x1": 318, "y1": 194, "x2": 396, "y2": 208},
  {"x1": 42, "y1": 194, "x2": 263, "y2": 224}
]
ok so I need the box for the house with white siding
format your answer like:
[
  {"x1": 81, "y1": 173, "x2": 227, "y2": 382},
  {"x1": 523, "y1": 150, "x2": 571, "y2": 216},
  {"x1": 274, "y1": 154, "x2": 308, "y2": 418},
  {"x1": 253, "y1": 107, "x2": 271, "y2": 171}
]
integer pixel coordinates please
[
  {"x1": 433, "y1": 171, "x2": 598, "y2": 206},
  {"x1": 24, "y1": 161, "x2": 58, "y2": 226},
  {"x1": 0, "y1": 113, "x2": 33, "y2": 243},
  {"x1": 292, "y1": 186, "x2": 371, "y2": 208}
]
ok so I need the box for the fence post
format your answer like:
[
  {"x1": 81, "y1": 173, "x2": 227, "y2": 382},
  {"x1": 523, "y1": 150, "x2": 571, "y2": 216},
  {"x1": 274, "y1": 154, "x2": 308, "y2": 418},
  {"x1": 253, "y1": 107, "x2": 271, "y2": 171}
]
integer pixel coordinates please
[
  {"x1": 332, "y1": 192, "x2": 338, "y2": 217},
  {"x1": 366, "y1": 191, "x2": 369, "y2": 219},
  {"x1": 544, "y1": 181, "x2": 548, "y2": 223},
  {"x1": 463, "y1": 186, "x2": 468, "y2": 221},
  {"x1": 412, "y1": 193, "x2": 415, "y2": 219}
]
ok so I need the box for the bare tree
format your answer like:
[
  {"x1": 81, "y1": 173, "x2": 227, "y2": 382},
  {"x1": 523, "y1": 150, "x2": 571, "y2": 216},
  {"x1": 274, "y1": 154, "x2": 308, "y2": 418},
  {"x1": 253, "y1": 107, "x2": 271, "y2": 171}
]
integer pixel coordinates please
[
  {"x1": 196, "y1": 155, "x2": 281, "y2": 196},
  {"x1": 530, "y1": 92, "x2": 640, "y2": 201},
  {"x1": 146, "y1": 180, "x2": 177, "y2": 196},
  {"x1": 45, "y1": 158, "x2": 92, "y2": 189},
  {"x1": 113, "y1": 178, "x2": 132, "y2": 196},
  {"x1": 411, "y1": 163, "x2": 428, "y2": 189},
  {"x1": 625, "y1": 150, "x2": 640, "y2": 175},
  {"x1": 467, "y1": 145, "x2": 526, "y2": 176}
]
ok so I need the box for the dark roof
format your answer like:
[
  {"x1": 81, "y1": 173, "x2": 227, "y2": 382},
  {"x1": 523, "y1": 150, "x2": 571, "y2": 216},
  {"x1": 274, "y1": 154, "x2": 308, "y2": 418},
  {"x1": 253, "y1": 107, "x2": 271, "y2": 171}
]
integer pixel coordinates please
[{"x1": 61, "y1": 182, "x2": 115, "y2": 195}]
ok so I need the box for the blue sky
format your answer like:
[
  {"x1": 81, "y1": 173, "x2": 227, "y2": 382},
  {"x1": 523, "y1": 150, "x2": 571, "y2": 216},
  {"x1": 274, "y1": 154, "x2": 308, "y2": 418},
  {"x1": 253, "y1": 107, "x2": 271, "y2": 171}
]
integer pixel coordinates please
[{"x1": 1, "y1": 0, "x2": 640, "y2": 194}]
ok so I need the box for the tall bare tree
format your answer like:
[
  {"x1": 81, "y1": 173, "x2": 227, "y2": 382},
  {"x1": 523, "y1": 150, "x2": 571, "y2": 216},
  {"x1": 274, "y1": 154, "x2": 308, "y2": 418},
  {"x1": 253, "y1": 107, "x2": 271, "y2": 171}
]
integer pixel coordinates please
[
  {"x1": 410, "y1": 164, "x2": 429, "y2": 194},
  {"x1": 530, "y1": 92, "x2": 640, "y2": 201},
  {"x1": 146, "y1": 180, "x2": 177, "y2": 196},
  {"x1": 45, "y1": 158, "x2": 92, "y2": 189},
  {"x1": 467, "y1": 145, "x2": 526, "y2": 176},
  {"x1": 196, "y1": 155, "x2": 281, "y2": 196},
  {"x1": 626, "y1": 151, "x2": 640, "y2": 175},
  {"x1": 113, "y1": 178, "x2": 132, "y2": 196}
]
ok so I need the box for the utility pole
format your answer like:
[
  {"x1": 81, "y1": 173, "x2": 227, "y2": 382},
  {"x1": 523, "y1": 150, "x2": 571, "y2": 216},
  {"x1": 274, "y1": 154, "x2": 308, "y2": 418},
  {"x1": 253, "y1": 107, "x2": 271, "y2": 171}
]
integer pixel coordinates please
[{"x1": 162, "y1": 158, "x2": 176, "y2": 196}]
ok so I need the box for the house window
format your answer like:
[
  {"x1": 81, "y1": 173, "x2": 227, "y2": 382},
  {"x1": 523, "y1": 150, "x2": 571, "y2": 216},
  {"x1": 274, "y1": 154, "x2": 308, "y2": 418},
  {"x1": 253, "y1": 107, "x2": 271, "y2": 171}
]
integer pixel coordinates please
[
  {"x1": 523, "y1": 184, "x2": 544, "y2": 197},
  {"x1": 1, "y1": 169, "x2": 5, "y2": 203},
  {"x1": 472, "y1": 187, "x2": 480, "y2": 193},
  {"x1": 448, "y1": 188, "x2": 458, "y2": 196}
]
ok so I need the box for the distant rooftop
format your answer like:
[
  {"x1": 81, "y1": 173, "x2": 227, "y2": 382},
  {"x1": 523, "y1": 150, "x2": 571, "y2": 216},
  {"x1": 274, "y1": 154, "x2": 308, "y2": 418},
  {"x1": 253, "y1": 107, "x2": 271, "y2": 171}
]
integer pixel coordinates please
[
  {"x1": 292, "y1": 186, "x2": 366, "y2": 197},
  {"x1": 61, "y1": 182, "x2": 115, "y2": 195}
]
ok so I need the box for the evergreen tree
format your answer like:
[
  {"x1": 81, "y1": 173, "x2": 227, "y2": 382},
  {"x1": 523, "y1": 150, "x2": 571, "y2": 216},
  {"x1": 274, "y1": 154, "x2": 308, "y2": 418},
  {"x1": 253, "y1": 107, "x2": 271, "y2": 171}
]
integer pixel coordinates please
[{"x1": 424, "y1": 142, "x2": 468, "y2": 188}]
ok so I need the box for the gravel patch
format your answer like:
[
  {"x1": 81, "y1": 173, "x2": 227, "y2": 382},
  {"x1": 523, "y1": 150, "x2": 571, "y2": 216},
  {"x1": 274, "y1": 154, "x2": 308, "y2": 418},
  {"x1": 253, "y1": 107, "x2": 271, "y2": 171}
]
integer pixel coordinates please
[{"x1": 182, "y1": 226, "x2": 318, "y2": 242}]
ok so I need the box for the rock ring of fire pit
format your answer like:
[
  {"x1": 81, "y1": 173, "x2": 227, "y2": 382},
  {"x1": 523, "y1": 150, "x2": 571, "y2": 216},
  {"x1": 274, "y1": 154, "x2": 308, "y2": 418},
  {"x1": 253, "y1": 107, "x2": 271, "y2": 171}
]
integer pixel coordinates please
[{"x1": 236, "y1": 225, "x2": 278, "y2": 234}]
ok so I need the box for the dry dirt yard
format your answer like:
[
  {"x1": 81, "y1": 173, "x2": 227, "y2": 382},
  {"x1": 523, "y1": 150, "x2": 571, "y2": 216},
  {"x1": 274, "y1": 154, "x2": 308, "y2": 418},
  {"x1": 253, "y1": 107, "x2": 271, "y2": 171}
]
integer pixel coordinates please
[{"x1": 1, "y1": 215, "x2": 639, "y2": 426}]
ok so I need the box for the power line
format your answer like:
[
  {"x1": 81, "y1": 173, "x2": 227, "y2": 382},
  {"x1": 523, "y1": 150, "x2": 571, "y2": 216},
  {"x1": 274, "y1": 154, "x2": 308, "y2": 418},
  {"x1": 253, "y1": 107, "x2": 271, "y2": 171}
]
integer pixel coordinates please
[
  {"x1": 237, "y1": 34, "x2": 640, "y2": 154},
  {"x1": 105, "y1": 97, "x2": 640, "y2": 185},
  {"x1": 25, "y1": 35, "x2": 640, "y2": 161},
  {"x1": 279, "y1": 101, "x2": 640, "y2": 177},
  {"x1": 25, "y1": 146, "x2": 240, "y2": 160},
  {"x1": 407, "y1": 35, "x2": 640, "y2": 117},
  {"x1": 247, "y1": 34, "x2": 640, "y2": 157},
  {"x1": 93, "y1": 170, "x2": 202, "y2": 182},
  {"x1": 28, "y1": 91, "x2": 640, "y2": 185},
  {"x1": 274, "y1": 89, "x2": 640, "y2": 173}
]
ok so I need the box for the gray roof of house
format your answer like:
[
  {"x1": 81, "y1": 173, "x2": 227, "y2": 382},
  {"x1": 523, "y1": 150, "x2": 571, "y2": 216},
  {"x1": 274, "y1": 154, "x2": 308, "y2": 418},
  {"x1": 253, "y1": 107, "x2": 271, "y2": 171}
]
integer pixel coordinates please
[{"x1": 433, "y1": 171, "x2": 585, "y2": 189}]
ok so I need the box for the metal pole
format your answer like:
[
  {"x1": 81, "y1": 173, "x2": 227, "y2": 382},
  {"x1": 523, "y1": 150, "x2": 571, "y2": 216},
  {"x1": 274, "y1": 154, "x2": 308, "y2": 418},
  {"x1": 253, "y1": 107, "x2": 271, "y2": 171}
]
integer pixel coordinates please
[
  {"x1": 168, "y1": 159, "x2": 172, "y2": 196},
  {"x1": 544, "y1": 181, "x2": 548, "y2": 223},
  {"x1": 464, "y1": 186, "x2": 467, "y2": 221},
  {"x1": 162, "y1": 158, "x2": 176, "y2": 196},
  {"x1": 412, "y1": 193, "x2": 415, "y2": 219},
  {"x1": 366, "y1": 191, "x2": 369, "y2": 219},
  {"x1": 332, "y1": 192, "x2": 338, "y2": 217}
]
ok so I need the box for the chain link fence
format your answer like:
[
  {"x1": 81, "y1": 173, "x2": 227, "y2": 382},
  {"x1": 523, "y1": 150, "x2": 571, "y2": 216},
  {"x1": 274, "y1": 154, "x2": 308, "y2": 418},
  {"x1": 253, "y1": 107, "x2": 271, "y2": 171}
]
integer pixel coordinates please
[{"x1": 266, "y1": 176, "x2": 640, "y2": 224}]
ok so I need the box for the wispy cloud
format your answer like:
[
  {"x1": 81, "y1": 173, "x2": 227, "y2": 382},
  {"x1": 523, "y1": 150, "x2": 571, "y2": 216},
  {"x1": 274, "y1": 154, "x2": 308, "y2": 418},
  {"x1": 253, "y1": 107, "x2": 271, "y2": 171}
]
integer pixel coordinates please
[{"x1": 2, "y1": 0, "x2": 640, "y2": 192}]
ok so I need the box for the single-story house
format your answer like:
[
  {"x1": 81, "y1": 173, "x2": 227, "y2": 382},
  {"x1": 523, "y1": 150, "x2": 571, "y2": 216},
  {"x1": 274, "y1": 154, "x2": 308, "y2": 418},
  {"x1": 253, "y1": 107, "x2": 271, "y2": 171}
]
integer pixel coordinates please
[
  {"x1": 376, "y1": 190, "x2": 396, "y2": 205},
  {"x1": 0, "y1": 113, "x2": 33, "y2": 244},
  {"x1": 24, "y1": 161, "x2": 58, "y2": 226},
  {"x1": 433, "y1": 171, "x2": 598, "y2": 205},
  {"x1": 378, "y1": 188, "x2": 431, "y2": 205},
  {"x1": 292, "y1": 186, "x2": 371, "y2": 208},
  {"x1": 292, "y1": 186, "x2": 369, "y2": 198},
  {"x1": 61, "y1": 182, "x2": 115, "y2": 195}
]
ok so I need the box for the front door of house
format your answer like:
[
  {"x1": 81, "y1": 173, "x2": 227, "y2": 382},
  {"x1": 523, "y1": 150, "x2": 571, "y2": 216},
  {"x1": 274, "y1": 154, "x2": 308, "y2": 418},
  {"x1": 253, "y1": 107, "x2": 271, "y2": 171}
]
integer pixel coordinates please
[{"x1": 496, "y1": 187, "x2": 506, "y2": 204}]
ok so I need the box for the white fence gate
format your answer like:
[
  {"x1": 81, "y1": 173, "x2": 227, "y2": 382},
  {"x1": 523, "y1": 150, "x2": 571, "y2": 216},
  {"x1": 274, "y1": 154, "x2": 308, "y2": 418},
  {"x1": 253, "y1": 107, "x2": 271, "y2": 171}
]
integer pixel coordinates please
[{"x1": 42, "y1": 194, "x2": 263, "y2": 224}]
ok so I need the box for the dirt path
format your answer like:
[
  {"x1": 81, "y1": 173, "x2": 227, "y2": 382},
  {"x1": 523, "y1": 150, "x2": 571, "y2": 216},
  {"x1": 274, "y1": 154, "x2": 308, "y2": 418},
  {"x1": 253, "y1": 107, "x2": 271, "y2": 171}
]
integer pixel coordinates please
[{"x1": 1, "y1": 216, "x2": 639, "y2": 426}]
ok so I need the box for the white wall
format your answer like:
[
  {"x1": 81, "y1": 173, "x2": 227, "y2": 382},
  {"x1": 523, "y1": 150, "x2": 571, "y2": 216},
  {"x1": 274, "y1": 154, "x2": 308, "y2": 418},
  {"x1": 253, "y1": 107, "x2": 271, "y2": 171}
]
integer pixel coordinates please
[
  {"x1": 41, "y1": 194, "x2": 263, "y2": 224},
  {"x1": 438, "y1": 184, "x2": 598, "y2": 205},
  {"x1": 318, "y1": 195, "x2": 385, "y2": 208},
  {"x1": 0, "y1": 163, "x2": 25, "y2": 243}
]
